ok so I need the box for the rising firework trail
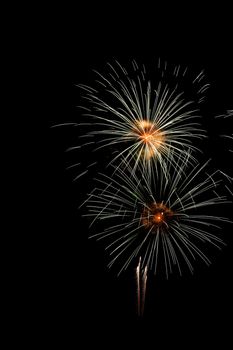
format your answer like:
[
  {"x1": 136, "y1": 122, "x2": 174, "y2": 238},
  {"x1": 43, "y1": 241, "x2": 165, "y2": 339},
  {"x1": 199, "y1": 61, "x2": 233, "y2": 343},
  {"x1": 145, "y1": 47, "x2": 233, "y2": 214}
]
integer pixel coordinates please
[
  {"x1": 136, "y1": 257, "x2": 148, "y2": 317},
  {"x1": 83, "y1": 152, "x2": 231, "y2": 278},
  {"x1": 136, "y1": 257, "x2": 141, "y2": 316}
]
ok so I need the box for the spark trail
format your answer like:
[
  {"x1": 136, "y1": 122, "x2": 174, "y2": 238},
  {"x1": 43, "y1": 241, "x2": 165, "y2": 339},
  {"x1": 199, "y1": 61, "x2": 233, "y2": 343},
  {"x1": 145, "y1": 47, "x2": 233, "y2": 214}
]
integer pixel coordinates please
[
  {"x1": 83, "y1": 152, "x2": 231, "y2": 277},
  {"x1": 54, "y1": 59, "x2": 210, "y2": 181}
]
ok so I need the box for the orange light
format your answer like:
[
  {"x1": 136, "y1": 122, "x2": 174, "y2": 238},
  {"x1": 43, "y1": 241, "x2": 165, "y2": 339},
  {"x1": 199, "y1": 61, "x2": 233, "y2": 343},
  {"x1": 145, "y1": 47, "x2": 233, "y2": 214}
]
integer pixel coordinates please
[
  {"x1": 141, "y1": 202, "x2": 174, "y2": 231},
  {"x1": 154, "y1": 213, "x2": 163, "y2": 223},
  {"x1": 137, "y1": 120, "x2": 153, "y2": 129},
  {"x1": 132, "y1": 119, "x2": 165, "y2": 159},
  {"x1": 140, "y1": 132, "x2": 154, "y2": 143}
]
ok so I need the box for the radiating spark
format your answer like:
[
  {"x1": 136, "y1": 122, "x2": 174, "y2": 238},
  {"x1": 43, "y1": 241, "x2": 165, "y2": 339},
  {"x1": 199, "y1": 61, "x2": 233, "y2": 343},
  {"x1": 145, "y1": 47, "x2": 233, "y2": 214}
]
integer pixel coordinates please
[
  {"x1": 214, "y1": 110, "x2": 233, "y2": 176},
  {"x1": 84, "y1": 152, "x2": 231, "y2": 277},
  {"x1": 77, "y1": 60, "x2": 209, "y2": 178}
]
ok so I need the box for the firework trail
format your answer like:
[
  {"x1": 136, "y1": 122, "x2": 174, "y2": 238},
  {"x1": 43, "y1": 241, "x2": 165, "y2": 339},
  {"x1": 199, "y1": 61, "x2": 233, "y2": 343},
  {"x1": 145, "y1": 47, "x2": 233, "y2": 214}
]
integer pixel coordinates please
[
  {"x1": 83, "y1": 152, "x2": 231, "y2": 278},
  {"x1": 54, "y1": 59, "x2": 209, "y2": 180},
  {"x1": 136, "y1": 257, "x2": 141, "y2": 316},
  {"x1": 136, "y1": 257, "x2": 148, "y2": 317}
]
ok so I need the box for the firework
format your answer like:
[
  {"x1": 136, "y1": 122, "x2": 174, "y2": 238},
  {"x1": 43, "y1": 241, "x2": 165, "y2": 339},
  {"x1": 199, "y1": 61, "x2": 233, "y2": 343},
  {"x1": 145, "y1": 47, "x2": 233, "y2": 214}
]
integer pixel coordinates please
[
  {"x1": 75, "y1": 59, "x2": 209, "y2": 178},
  {"x1": 83, "y1": 153, "x2": 231, "y2": 278},
  {"x1": 215, "y1": 109, "x2": 233, "y2": 153},
  {"x1": 136, "y1": 257, "x2": 148, "y2": 317}
]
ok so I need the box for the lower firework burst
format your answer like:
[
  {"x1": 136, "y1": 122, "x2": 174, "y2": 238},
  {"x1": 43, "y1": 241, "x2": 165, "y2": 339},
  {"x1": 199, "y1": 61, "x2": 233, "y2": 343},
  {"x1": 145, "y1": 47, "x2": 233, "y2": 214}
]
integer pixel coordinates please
[{"x1": 83, "y1": 153, "x2": 231, "y2": 277}]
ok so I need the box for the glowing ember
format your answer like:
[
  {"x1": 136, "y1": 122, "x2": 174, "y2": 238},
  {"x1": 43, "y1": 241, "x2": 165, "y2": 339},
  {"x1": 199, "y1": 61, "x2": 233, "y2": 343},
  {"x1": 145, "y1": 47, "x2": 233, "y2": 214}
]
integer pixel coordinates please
[
  {"x1": 133, "y1": 120, "x2": 165, "y2": 159},
  {"x1": 141, "y1": 202, "x2": 174, "y2": 230}
]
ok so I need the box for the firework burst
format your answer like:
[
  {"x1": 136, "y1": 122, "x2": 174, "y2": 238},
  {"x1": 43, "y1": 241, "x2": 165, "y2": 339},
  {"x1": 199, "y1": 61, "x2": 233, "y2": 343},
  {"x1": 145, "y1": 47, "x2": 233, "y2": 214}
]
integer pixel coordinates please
[
  {"x1": 75, "y1": 59, "x2": 209, "y2": 178},
  {"x1": 83, "y1": 153, "x2": 231, "y2": 278}
]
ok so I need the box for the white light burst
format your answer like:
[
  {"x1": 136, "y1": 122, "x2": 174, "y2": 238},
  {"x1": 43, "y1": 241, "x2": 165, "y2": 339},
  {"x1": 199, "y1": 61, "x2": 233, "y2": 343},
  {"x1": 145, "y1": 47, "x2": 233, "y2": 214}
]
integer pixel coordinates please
[
  {"x1": 77, "y1": 60, "x2": 209, "y2": 177},
  {"x1": 83, "y1": 153, "x2": 231, "y2": 277}
]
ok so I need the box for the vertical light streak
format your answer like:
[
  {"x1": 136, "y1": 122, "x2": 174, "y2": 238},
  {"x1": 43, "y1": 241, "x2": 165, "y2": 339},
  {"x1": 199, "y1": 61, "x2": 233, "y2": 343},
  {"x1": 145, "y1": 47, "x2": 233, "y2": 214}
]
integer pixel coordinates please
[{"x1": 136, "y1": 257, "x2": 148, "y2": 317}]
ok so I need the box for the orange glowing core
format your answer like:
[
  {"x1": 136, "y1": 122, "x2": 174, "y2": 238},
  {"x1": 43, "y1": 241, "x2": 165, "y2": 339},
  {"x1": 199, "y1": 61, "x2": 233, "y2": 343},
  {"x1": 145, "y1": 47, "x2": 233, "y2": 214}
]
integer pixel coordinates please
[
  {"x1": 141, "y1": 202, "x2": 174, "y2": 230},
  {"x1": 133, "y1": 120, "x2": 165, "y2": 159}
]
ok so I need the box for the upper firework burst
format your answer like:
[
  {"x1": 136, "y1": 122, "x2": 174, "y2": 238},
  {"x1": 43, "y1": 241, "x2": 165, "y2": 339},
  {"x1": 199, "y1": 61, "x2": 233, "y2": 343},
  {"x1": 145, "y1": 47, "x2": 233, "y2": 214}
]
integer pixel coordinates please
[{"x1": 78, "y1": 59, "x2": 209, "y2": 176}]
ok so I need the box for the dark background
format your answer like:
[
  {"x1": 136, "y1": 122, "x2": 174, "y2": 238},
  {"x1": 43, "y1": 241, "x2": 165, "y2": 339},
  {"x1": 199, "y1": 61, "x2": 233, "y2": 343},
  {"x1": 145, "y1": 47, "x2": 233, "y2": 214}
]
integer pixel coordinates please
[{"x1": 40, "y1": 6, "x2": 233, "y2": 347}]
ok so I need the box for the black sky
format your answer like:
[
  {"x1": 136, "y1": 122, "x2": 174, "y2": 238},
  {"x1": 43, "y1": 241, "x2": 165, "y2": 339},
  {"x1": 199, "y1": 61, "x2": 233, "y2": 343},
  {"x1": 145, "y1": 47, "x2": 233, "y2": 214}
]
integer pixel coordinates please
[{"x1": 42, "y1": 7, "x2": 233, "y2": 347}]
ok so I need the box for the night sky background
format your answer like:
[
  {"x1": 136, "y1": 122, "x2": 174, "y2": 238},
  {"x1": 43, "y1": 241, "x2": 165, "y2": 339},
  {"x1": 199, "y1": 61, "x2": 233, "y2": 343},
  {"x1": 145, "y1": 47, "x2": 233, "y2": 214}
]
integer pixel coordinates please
[{"x1": 42, "y1": 5, "x2": 233, "y2": 347}]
